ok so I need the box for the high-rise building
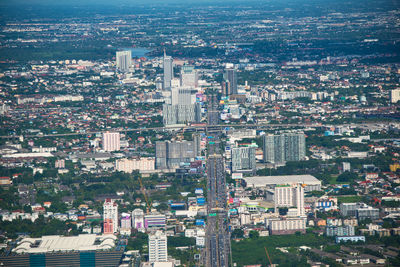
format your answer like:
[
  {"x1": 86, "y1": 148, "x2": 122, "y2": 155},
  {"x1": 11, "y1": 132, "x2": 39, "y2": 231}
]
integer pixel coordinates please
[
  {"x1": 132, "y1": 208, "x2": 145, "y2": 230},
  {"x1": 148, "y1": 230, "x2": 168, "y2": 262},
  {"x1": 120, "y1": 213, "x2": 131, "y2": 235},
  {"x1": 103, "y1": 198, "x2": 118, "y2": 234},
  {"x1": 163, "y1": 50, "x2": 173, "y2": 90},
  {"x1": 163, "y1": 87, "x2": 201, "y2": 125},
  {"x1": 390, "y1": 89, "x2": 400, "y2": 103},
  {"x1": 116, "y1": 50, "x2": 132, "y2": 72},
  {"x1": 231, "y1": 146, "x2": 256, "y2": 172},
  {"x1": 102, "y1": 132, "x2": 120, "y2": 152},
  {"x1": 223, "y1": 68, "x2": 237, "y2": 96},
  {"x1": 155, "y1": 140, "x2": 198, "y2": 169},
  {"x1": 263, "y1": 133, "x2": 306, "y2": 164},
  {"x1": 274, "y1": 183, "x2": 305, "y2": 216},
  {"x1": 180, "y1": 65, "x2": 198, "y2": 87}
]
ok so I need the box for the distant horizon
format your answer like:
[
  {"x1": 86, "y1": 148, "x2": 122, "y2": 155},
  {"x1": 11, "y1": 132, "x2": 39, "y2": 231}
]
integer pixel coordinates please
[{"x1": 0, "y1": 0, "x2": 376, "y2": 6}]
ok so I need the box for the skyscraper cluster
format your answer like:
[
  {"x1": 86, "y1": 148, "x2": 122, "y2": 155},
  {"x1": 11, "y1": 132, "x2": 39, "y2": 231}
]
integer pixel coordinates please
[
  {"x1": 162, "y1": 52, "x2": 201, "y2": 126},
  {"x1": 263, "y1": 133, "x2": 306, "y2": 164}
]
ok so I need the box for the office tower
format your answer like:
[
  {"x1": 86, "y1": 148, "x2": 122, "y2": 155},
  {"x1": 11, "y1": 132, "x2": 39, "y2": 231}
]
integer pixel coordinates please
[
  {"x1": 155, "y1": 140, "x2": 196, "y2": 169},
  {"x1": 148, "y1": 230, "x2": 168, "y2": 262},
  {"x1": 180, "y1": 65, "x2": 198, "y2": 87},
  {"x1": 163, "y1": 50, "x2": 173, "y2": 90},
  {"x1": 162, "y1": 87, "x2": 201, "y2": 126},
  {"x1": 116, "y1": 50, "x2": 132, "y2": 72},
  {"x1": 274, "y1": 183, "x2": 305, "y2": 216},
  {"x1": 132, "y1": 208, "x2": 145, "y2": 230},
  {"x1": 223, "y1": 68, "x2": 237, "y2": 96},
  {"x1": 102, "y1": 132, "x2": 120, "y2": 152},
  {"x1": 231, "y1": 146, "x2": 256, "y2": 172},
  {"x1": 103, "y1": 199, "x2": 118, "y2": 234},
  {"x1": 263, "y1": 133, "x2": 306, "y2": 164}
]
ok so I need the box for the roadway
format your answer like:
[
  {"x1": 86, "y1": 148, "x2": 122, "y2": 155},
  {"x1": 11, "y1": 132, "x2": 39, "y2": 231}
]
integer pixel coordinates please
[
  {"x1": 0, "y1": 122, "x2": 384, "y2": 139},
  {"x1": 205, "y1": 95, "x2": 230, "y2": 267}
]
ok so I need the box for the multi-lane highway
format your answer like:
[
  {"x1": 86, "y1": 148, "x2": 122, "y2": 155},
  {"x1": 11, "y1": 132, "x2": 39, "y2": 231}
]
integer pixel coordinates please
[
  {"x1": 205, "y1": 95, "x2": 230, "y2": 267},
  {"x1": 0, "y1": 122, "x2": 383, "y2": 139}
]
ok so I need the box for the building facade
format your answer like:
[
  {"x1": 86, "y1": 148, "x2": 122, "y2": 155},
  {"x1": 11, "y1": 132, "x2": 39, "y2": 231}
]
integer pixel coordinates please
[
  {"x1": 163, "y1": 51, "x2": 173, "y2": 90},
  {"x1": 155, "y1": 141, "x2": 197, "y2": 169},
  {"x1": 266, "y1": 218, "x2": 307, "y2": 235},
  {"x1": 103, "y1": 199, "x2": 118, "y2": 234},
  {"x1": 223, "y1": 68, "x2": 237, "y2": 96},
  {"x1": 274, "y1": 183, "x2": 305, "y2": 216},
  {"x1": 115, "y1": 158, "x2": 155, "y2": 173},
  {"x1": 263, "y1": 133, "x2": 306, "y2": 164},
  {"x1": 116, "y1": 50, "x2": 132, "y2": 72},
  {"x1": 148, "y1": 231, "x2": 168, "y2": 262},
  {"x1": 231, "y1": 146, "x2": 256, "y2": 172},
  {"x1": 102, "y1": 132, "x2": 120, "y2": 152}
]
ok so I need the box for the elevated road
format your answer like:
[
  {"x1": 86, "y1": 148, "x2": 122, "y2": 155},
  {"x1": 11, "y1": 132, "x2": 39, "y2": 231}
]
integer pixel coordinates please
[{"x1": 0, "y1": 122, "x2": 383, "y2": 139}]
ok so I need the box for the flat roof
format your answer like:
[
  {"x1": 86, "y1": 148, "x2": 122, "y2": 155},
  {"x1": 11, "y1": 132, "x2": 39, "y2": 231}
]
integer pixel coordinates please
[
  {"x1": 13, "y1": 234, "x2": 117, "y2": 254},
  {"x1": 242, "y1": 175, "x2": 321, "y2": 187}
]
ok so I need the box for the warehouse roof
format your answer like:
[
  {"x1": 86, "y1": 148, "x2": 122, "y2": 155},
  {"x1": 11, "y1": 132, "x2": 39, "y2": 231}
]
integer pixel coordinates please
[
  {"x1": 242, "y1": 175, "x2": 321, "y2": 187},
  {"x1": 13, "y1": 234, "x2": 117, "y2": 254}
]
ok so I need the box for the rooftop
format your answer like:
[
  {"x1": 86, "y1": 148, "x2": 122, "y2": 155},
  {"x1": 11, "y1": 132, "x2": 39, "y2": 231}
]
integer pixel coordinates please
[
  {"x1": 242, "y1": 175, "x2": 321, "y2": 187},
  {"x1": 13, "y1": 234, "x2": 117, "y2": 254}
]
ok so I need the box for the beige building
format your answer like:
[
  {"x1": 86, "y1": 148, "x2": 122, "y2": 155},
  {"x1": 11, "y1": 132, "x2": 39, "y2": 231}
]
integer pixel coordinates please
[
  {"x1": 115, "y1": 158, "x2": 155, "y2": 173},
  {"x1": 391, "y1": 89, "x2": 400, "y2": 103}
]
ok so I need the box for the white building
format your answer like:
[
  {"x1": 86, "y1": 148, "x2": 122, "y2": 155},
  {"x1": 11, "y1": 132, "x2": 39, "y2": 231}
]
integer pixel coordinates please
[
  {"x1": 274, "y1": 183, "x2": 305, "y2": 216},
  {"x1": 102, "y1": 132, "x2": 120, "y2": 152},
  {"x1": 132, "y1": 208, "x2": 145, "y2": 231},
  {"x1": 266, "y1": 218, "x2": 307, "y2": 235},
  {"x1": 116, "y1": 50, "x2": 132, "y2": 72},
  {"x1": 149, "y1": 230, "x2": 168, "y2": 262},
  {"x1": 115, "y1": 158, "x2": 155, "y2": 173},
  {"x1": 103, "y1": 199, "x2": 118, "y2": 234},
  {"x1": 391, "y1": 89, "x2": 400, "y2": 103}
]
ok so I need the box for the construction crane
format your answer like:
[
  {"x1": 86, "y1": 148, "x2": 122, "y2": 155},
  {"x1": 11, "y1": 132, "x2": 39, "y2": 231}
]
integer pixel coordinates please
[
  {"x1": 138, "y1": 176, "x2": 152, "y2": 214},
  {"x1": 264, "y1": 247, "x2": 273, "y2": 267}
]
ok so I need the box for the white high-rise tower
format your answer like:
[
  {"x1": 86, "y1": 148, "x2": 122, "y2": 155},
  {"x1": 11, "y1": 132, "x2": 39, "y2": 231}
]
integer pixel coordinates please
[
  {"x1": 102, "y1": 132, "x2": 120, "y2": 152},
  {"x1": 148, "y1": 230, "x2": 168, "y2": 262},
  {"x1": 116, "y1": 50, "x2": 132, "y2": 72}
]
